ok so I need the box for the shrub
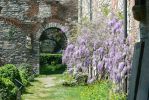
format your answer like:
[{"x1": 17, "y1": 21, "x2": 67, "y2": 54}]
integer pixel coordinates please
[
  {"x1": 40, "y1": 53, "x2": 62, "y2": 66},
  {"x1": 17, "y1": 63, "x2": 34, "y2": 83},
  {"x1": 0, "y1": 77, "x2": 18, "y2": 100},
  {"x1": 62, "y1": 71, "x2": 77, "y2": 86},
  {"x1": 0, "y1": 64, "x2": 34, "y2": 99},
  {"x1": 17, "y1": 63, "x2": 33, "y2": 77},
  {"x1": 19, "y1": 70, "x2": 29, "y2": 86},
  {"x1": 62, "y1": 72, "x2": 88, "y2": 86},
  {"x1": 74, "y1": 73, "x2": 88, "y2": 85},
  {"x1": 0, "y1": 64, "x2": 21, "y2": 83}
]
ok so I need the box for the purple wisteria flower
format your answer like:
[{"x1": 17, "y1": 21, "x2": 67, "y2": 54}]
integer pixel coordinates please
[
  {"x1": 118, "y1": 62, "x2": 125, "y2": 72},
  {"x1": 62, "y1": 13, "x2": 133, "y2": 91},
  {"x1": 97, "y1": 61, "x2": 104, "y2": 72},
  {"x1": 108, "y1": 18, "x2": 117, "y2": 26},
  {"x1": 116, "y1": 73, "x2": 121, "y2": 83}
]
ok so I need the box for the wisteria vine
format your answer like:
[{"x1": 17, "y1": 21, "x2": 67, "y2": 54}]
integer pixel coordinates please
[{"x1": 62, "y1": 13, "x2": 133, "y2": 91}]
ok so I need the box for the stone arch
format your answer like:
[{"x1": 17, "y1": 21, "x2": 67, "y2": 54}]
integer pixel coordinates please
[
  {"x1": 36, "y1": 22, "x2": 69, "y2": 40},
  {"x1": 32, "y1": 22, "x2": 69, "y2": 74}
]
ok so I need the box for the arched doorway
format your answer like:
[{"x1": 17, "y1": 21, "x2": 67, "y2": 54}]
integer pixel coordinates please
[
  {"x1": 39, "y1": 27, "x2": 67, "y2": 75},
  {"x1": 39, "y1": 27, "x2": 67, "y2": 53}
]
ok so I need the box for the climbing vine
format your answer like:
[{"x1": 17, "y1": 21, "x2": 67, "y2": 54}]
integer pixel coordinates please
[{"x1": 62, "y1": 11, "x2": 133, "y2": 93}]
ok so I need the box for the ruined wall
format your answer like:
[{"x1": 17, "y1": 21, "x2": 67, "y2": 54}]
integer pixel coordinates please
[
  {"x1": 0, "y1": 0, "x2": 30, "y2": 65},
  {"x1": 0, "y1": 0, "x2": 78, "y2": 73}
]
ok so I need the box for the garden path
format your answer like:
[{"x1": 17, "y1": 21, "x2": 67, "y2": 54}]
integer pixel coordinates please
[
  {"x1": 22, "y1": 75, "x2": 58, "y2": 100},
  {"x1": 21, "y1": 74, "x2": 82, "y2": 100}
]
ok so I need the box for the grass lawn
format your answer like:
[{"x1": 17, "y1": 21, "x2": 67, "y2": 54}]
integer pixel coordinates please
[
  {"x1": 21, "y1": 74, "x2": 84, "y2": 100},
  {"x1": 21, "y1": 73, "x2": 126, "y2": 100}
]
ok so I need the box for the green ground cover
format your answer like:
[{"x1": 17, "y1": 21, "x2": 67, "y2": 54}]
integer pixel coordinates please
[
  {"x1": 22, "y1": 74, "x2": 126, "y2": 100},
  {"x1": 22, "y1": 74, "x2": 83, "y2": 100}
]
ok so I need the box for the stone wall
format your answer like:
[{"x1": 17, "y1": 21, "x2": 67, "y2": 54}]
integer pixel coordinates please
[
  {"x1": 0, "y1": 0, "x2": 30, "y2": 65},
  {"x1": 0, "y1": 0, "x2": 78, "y2": 73}
]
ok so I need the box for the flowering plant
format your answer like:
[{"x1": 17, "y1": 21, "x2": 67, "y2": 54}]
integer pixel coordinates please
[{"x1": 63, "y1": 12, "x2": 133, "y2": 92}]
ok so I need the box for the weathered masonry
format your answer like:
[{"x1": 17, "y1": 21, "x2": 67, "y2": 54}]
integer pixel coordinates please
[{"x1": 0, "y1": 0, "x2": 78, "y2": 73}]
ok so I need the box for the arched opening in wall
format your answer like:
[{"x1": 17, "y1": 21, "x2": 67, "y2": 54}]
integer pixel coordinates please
[{"x1": 39, "y1": 27, "x2": 67, "y2": 75}]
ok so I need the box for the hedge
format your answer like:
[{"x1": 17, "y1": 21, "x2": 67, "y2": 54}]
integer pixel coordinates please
[
  {"x1": 40, "y1": 64, "x2": 66, "y2": 75},
  {"x1": 0, "y1": 64, "x2": 21, "y2": 83},
  {"x1": 0, "y1": 77, "x2": 18, "y2": 100},
  {"x1": 40, "y1": 53, "x2": 62, "y2": 66},
  {"x1": 0, "y1": 64, "x2": 34, "y2": 100},
  {"x1": 18, "y1": 63, "x2": 34, "y2": 85}
]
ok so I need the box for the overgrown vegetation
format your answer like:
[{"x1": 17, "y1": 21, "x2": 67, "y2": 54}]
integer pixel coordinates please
[
  {"x1": 22, "y1": 74, "x2": 126, "y2": 100},
  {"x1": 80, "y1": 80, "x2": 126, "y2": 100},
  {"x1": 0, "y1": 77, "x2": 17, "y2": 100},
  {"x1": 0, "y1": 64, "x2": 34, "y2": 100},
  {"x1": 61, "y1": 71, "x2": 126, "y2": 99},
  {"x1": 80, "y1": 80, "x2": 111, "y2": 100},
  {"x1": 62, "y1": 71, "x2": 88, "y2": 86},
  {"x1": 0, "y1": 64, "x2": 21, "y2": 83},
  {"x1": 18, "y1": 63, "x2": 34, "y2": 86}
]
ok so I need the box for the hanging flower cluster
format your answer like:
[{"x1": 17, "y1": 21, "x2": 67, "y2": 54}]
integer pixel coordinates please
[{"x1": 62, "y1": 13, "x2": 133, "y2": 91}]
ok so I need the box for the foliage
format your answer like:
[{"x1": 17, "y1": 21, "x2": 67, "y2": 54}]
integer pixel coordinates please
[
  {"x1": 0, "y1": 77, "x2": 17, "y2": 100},
  {"x1": 80, "y1": 80, "x2": 126, "y2": 100},
  {"x1": 0, "y1": 64, "x2": 34, "y2": 100},
  {"x1": 40, "y1": 53, "x2": 62, "y2": 66},
  {"x1": 74, "y1": 73, "x2": 88, "y2": 86},
  {"x1": 17, "y1": 63, "x2": 34, "y2": 82},
  {"x1": 40, "y1": 28, "x2": 67, "y2": 53},
  {"x1": 62, "y1": 79, "x2": 77, "y2": 87},
  {"x1": 0, "y1": 64, "x2": 21, "y2": 83},
  {"x1": 101, "y1": 6, "x2": 110, "y2": 16},
  {"x1": 40, "y1": 53, "x2": 66, "y2": 75},
  {"x1": 80, "y1": 80, "x2": 111, "y2": 100},
  {"x1": 63, "y1": 11, "x2": 133, "y2": 93},
  {"x1": 62, "y1": 71, "x2": 88, "y2": 86},
  {"x1": 40, "y1": 64, "x2": 66, "y2": 75},
  {"x1": 109, "y1": 90, "x2": 127, "y2": 100},
  {"x1": 19, "y1": 70, "x2": 29, "y2": 86},
  {"x1": 62, "y1": 71, "x2": 76, "y2": 86}
]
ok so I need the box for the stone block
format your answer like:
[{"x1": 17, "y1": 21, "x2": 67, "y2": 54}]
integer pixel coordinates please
[{"x1": 3, "y1": 41, "x2": 16, "y2": 49}]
